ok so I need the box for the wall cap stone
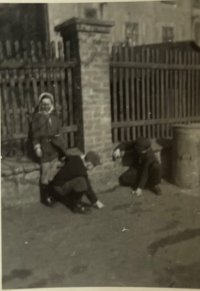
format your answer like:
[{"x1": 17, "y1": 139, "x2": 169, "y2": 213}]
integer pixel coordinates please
[{"x1": 55, "y1": 17, "x2": 115, "y2": 33}]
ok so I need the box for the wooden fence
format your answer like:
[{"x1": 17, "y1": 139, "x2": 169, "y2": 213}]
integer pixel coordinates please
[
  {"x1": 0, "y1": 40, "x2": 77, "y2": 157},
  {"x1": 110, "y1": 45, "x2": 200, "y2": 143}
]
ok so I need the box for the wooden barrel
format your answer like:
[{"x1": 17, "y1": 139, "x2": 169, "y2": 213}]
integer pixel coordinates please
[{"x1": 172, "y1": 124, "x2": 200, "y2": 188}]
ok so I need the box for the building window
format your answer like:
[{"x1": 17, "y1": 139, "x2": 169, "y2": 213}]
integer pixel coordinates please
[
  {"x1": 193, "y1": 0, "x2": 200, "y2": 8},
  {"x1": 162, "y1": 26, "x2": 174, "y2": 42},
  {"x1": 84, "y1": 8, "x2": 97, "y2": 19},
  {"x1": 0, "y1": 4, "x2": 48, "y2": 44},
  {"x1": 194, "y1": 22, "x2": 200, "y2": 43},
  {"x1": 125, "y1": 22, "x2": 139, "y2": 46}
]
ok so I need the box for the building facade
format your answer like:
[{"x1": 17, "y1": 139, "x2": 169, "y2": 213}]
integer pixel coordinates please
[
  {"x1": 47, "y1": 0, "x2": 200, "y2": 46},
  {"x1": 0, "y1": 1, "x2": 200, "y2": 46}
]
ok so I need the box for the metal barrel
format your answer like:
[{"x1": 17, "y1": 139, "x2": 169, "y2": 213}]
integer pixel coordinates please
[{"x1": 172, "y1": 124, "x2": 200, "y2": 188}]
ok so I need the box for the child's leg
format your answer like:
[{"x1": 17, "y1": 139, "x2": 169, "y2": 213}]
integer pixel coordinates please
[{"x1": 147, "y1": 161, "x2": 162, "y2": 195}]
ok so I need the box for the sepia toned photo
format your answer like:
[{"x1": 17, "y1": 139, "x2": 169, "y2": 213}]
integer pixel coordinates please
[{"x1": 1, "y1": 0, "x2": 200, "y2": 289}]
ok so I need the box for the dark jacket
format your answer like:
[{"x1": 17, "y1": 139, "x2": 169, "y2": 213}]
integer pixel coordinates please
[
  {"x1": 31, "y1": 110, "x2": 67, "y2": 163},
  {"x1": 52, "y1": 155, "x2": 97, "y2": 199},
  {"x1": 114, "y1": 141, "x2": 158, "y2": 189}
]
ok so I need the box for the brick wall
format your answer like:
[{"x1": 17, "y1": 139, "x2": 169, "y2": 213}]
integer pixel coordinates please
[{"x1": 56, "y1": 18, "x2": 124, "y2": 190}]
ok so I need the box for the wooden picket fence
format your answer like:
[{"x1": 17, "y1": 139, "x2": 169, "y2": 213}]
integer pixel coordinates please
[
  {"x1": 0, "y1": 40, "x2": 77, "y2": 157},
  {"x1": 110, "y1": 44, "x2": 200, "y2": 143}
]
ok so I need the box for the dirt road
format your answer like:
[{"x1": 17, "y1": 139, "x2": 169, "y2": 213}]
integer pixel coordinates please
[{"x1": 2, "y1": 182, "x2": 200, "y2": 289}]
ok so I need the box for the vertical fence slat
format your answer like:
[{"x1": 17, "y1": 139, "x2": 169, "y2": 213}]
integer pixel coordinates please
[
  {"x1": 141, "y1": 48, "x2": 146, "y2": 138},
  {"x1": 182, "y1": 52, "x2": 187, "y2": 119},
  {"x1": 196, "y1": 53, "x2": 200, "y2": 117},
  {"x1": 1, "y1": 71, "x2": 12, "y2": 156},
  {"x1": 66, "y1": 41, "x2": 74, "y2": 147},
  {"x1": 45, "y1": 41, "x2": 50, "y2": 61},
  {"x1": 52, "y1": 68, "x2": 59, "y2": 112},
  {"x1": 125, "y1": 46, "x2": 130, "y2": 141},
  {"x1": 14, "y1": 41, "x2": 20, "y2": 62},
  {"x1": 187, "y1": 52, "x2": 191, "y2": 118},
  {"x1": 174, "y1": 51, "x2": 179, "y2": 121},
  {"x1": 37, "y1": 41, "x2": 43, "y2": 62},
  {"x1": 146, "y1": 48, "x2": 151, "y2": 139},
  {"x1": 18, "y1": 69, "x2": 26, "y2": 135},
  {"x1": 118, "y1": 44, "x2": 125, "y2": 141},
  {"x1": 178, "y1": 52, "x2": 183, "y2": 121},
  {"x1": 112, "y1": 45, "x2": 118, "y2": 143},
  {"x1": 50, "y1": 41, "x2": 56, "y2": 61},
  {"x1": 10, "y1": 71, "x2": 17, "y2": 135},
  {"x1": 22, "y1": 41, "x2": 28, "y2": 61},
  {"x1": 1, "y1": 85, "x2": 6, "y2": 137},
  {"x1": 169, "y1": 51, "x2": 174, "y2": 136},
  {"x1": 165, "y1": 50, "x2": 169, "y2": 137},
  {"x1": 191, "y1": 52, "x2": 195, "y2": 117},
  {"x1": 160, "y1": 50, "x2": 165, "y2": 137},
  {"x1": 45, "y1": 41, "x2": 51, "y2": 94},
  {"x1": 6, "y1": 40, "x2": 12, "y2": 60},
  {"x1": 151, "y1": 49, "x2": 156, "y2": 138},
  {"x1": 1, "y1": 72, "x2": 8, "y2": 137},
  {"x1": 0, "y1": 41, "x2": 4, "y2": 63},
  {"x1": 155, "y1": 49, "x2": 160, "y2": 138},
  {"x1": 130, "y1": 47, "x2": 136, "y2": 139},
  {"x1": 4, "y1": 70, "x2": 12, "y2": 136},
  {"x1": 59, "y1": 40, "x2": 67, "y2": 147},
  {"x1": 135, "y1": 52, "x2": 141, "y2": 137}
]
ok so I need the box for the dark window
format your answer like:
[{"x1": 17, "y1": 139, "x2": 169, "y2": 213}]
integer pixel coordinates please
[
  {"x1": 125, "y1": 22, "x2": 139, "y2": 46},
  {"x1": 193, "y1": 0, "x2": 200, "y2": 8},
  {"x1": 162, "y1": 27, "x2": 174, "y2": 42},
  {"x1": 0, "y1": 4, "x2": 48, "y2": 44},
  {"x1": 194, "y1": 22, "x2": 200, "y2": 43},
  {"x1": 84, "y1": 8, "x2": 97, "y2": 19}
]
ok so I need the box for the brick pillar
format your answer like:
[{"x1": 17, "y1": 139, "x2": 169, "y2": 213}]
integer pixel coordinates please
[
  {"x1": 56, "y1": 18, "x2": 114, "y2": 160},
  {"x1": 56, "y1": 18, "x2": 122, "y2": 192}
]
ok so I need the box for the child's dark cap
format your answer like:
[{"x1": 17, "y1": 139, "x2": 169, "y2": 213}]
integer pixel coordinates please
[{"x1": 135, "y1": 137, "x2": 151, "y2": 150}]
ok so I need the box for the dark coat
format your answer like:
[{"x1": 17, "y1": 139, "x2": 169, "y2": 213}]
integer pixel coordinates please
[
  {"x1": 114, "y1": 141, "x2": 159, "y2": 189},
  {"x1": 31, "y1": 110, "x2": 67, "y2": 163}
]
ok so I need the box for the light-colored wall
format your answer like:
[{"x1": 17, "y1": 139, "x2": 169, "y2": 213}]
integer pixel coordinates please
[
  {"x1": 192, "y1": 6, "x2": 200, "y2": 45},
  {"x1": 47, "y1": 1, "x2": 195, "y2": 45},
  {"x1": 47, "y1": 3, "x2": 100, "y2": 42},
  {"x1": 105, "y1": 0, "x2": 192, "y2": 44}
]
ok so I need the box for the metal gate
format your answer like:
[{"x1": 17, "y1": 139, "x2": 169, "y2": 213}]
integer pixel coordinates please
[{"x1": 110, "y1": 44, "x2": 200, "y2": 143}]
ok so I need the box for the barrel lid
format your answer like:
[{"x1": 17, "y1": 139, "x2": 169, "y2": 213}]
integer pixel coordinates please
[{"x1": 173, "y1": 123, "x2": 200, "y2": 130}]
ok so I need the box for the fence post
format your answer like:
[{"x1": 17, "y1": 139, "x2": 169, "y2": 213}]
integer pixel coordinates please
[{"x1": 56, "y1": 18, "x2": 114, "y2": 160}]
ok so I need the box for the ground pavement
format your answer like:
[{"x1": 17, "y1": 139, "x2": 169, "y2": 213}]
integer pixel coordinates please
[{"x1": 2, "y1": 181, "x2": 200, "y2": 289}]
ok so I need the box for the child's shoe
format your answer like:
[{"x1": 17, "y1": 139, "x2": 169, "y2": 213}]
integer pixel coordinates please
[
  {"x1": 93, "y1": 200, "x2": 105, "y2": 209},
  {"x1": 73, "y1": 204, "x2": 92, "y2": 214},
  {"x1": 150, "y1": 185, "x2": 162, "y2": 196}
]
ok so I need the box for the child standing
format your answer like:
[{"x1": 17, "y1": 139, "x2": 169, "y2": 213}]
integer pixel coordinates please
[{"x1": 31, "y1": 92, "x2": 68, "y2": 206}]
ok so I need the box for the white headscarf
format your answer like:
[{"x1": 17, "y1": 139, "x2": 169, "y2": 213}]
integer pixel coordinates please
[{"x1": 38, "y1": 92, "x2": 54, "y2": 114}]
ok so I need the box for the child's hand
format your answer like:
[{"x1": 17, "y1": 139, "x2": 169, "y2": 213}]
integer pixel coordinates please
[
  {"x1": 113, "y1": 149, "x2": 121, "y2": 159},
  {"x1": 132, "y1": 188, "x2": 142, "y2": 196},
  {"x1": 36, "y1": 148, "x2": 42, "y2": 158}
]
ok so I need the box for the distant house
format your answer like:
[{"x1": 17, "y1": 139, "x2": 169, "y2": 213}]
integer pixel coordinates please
[{"x1": 0, "y1": 1, "x2": 200, "y2": 46}]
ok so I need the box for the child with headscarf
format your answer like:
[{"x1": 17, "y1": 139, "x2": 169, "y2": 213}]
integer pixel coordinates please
[{"x1": 31, "y1": 92, "x2": 68, "y2": 206}]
